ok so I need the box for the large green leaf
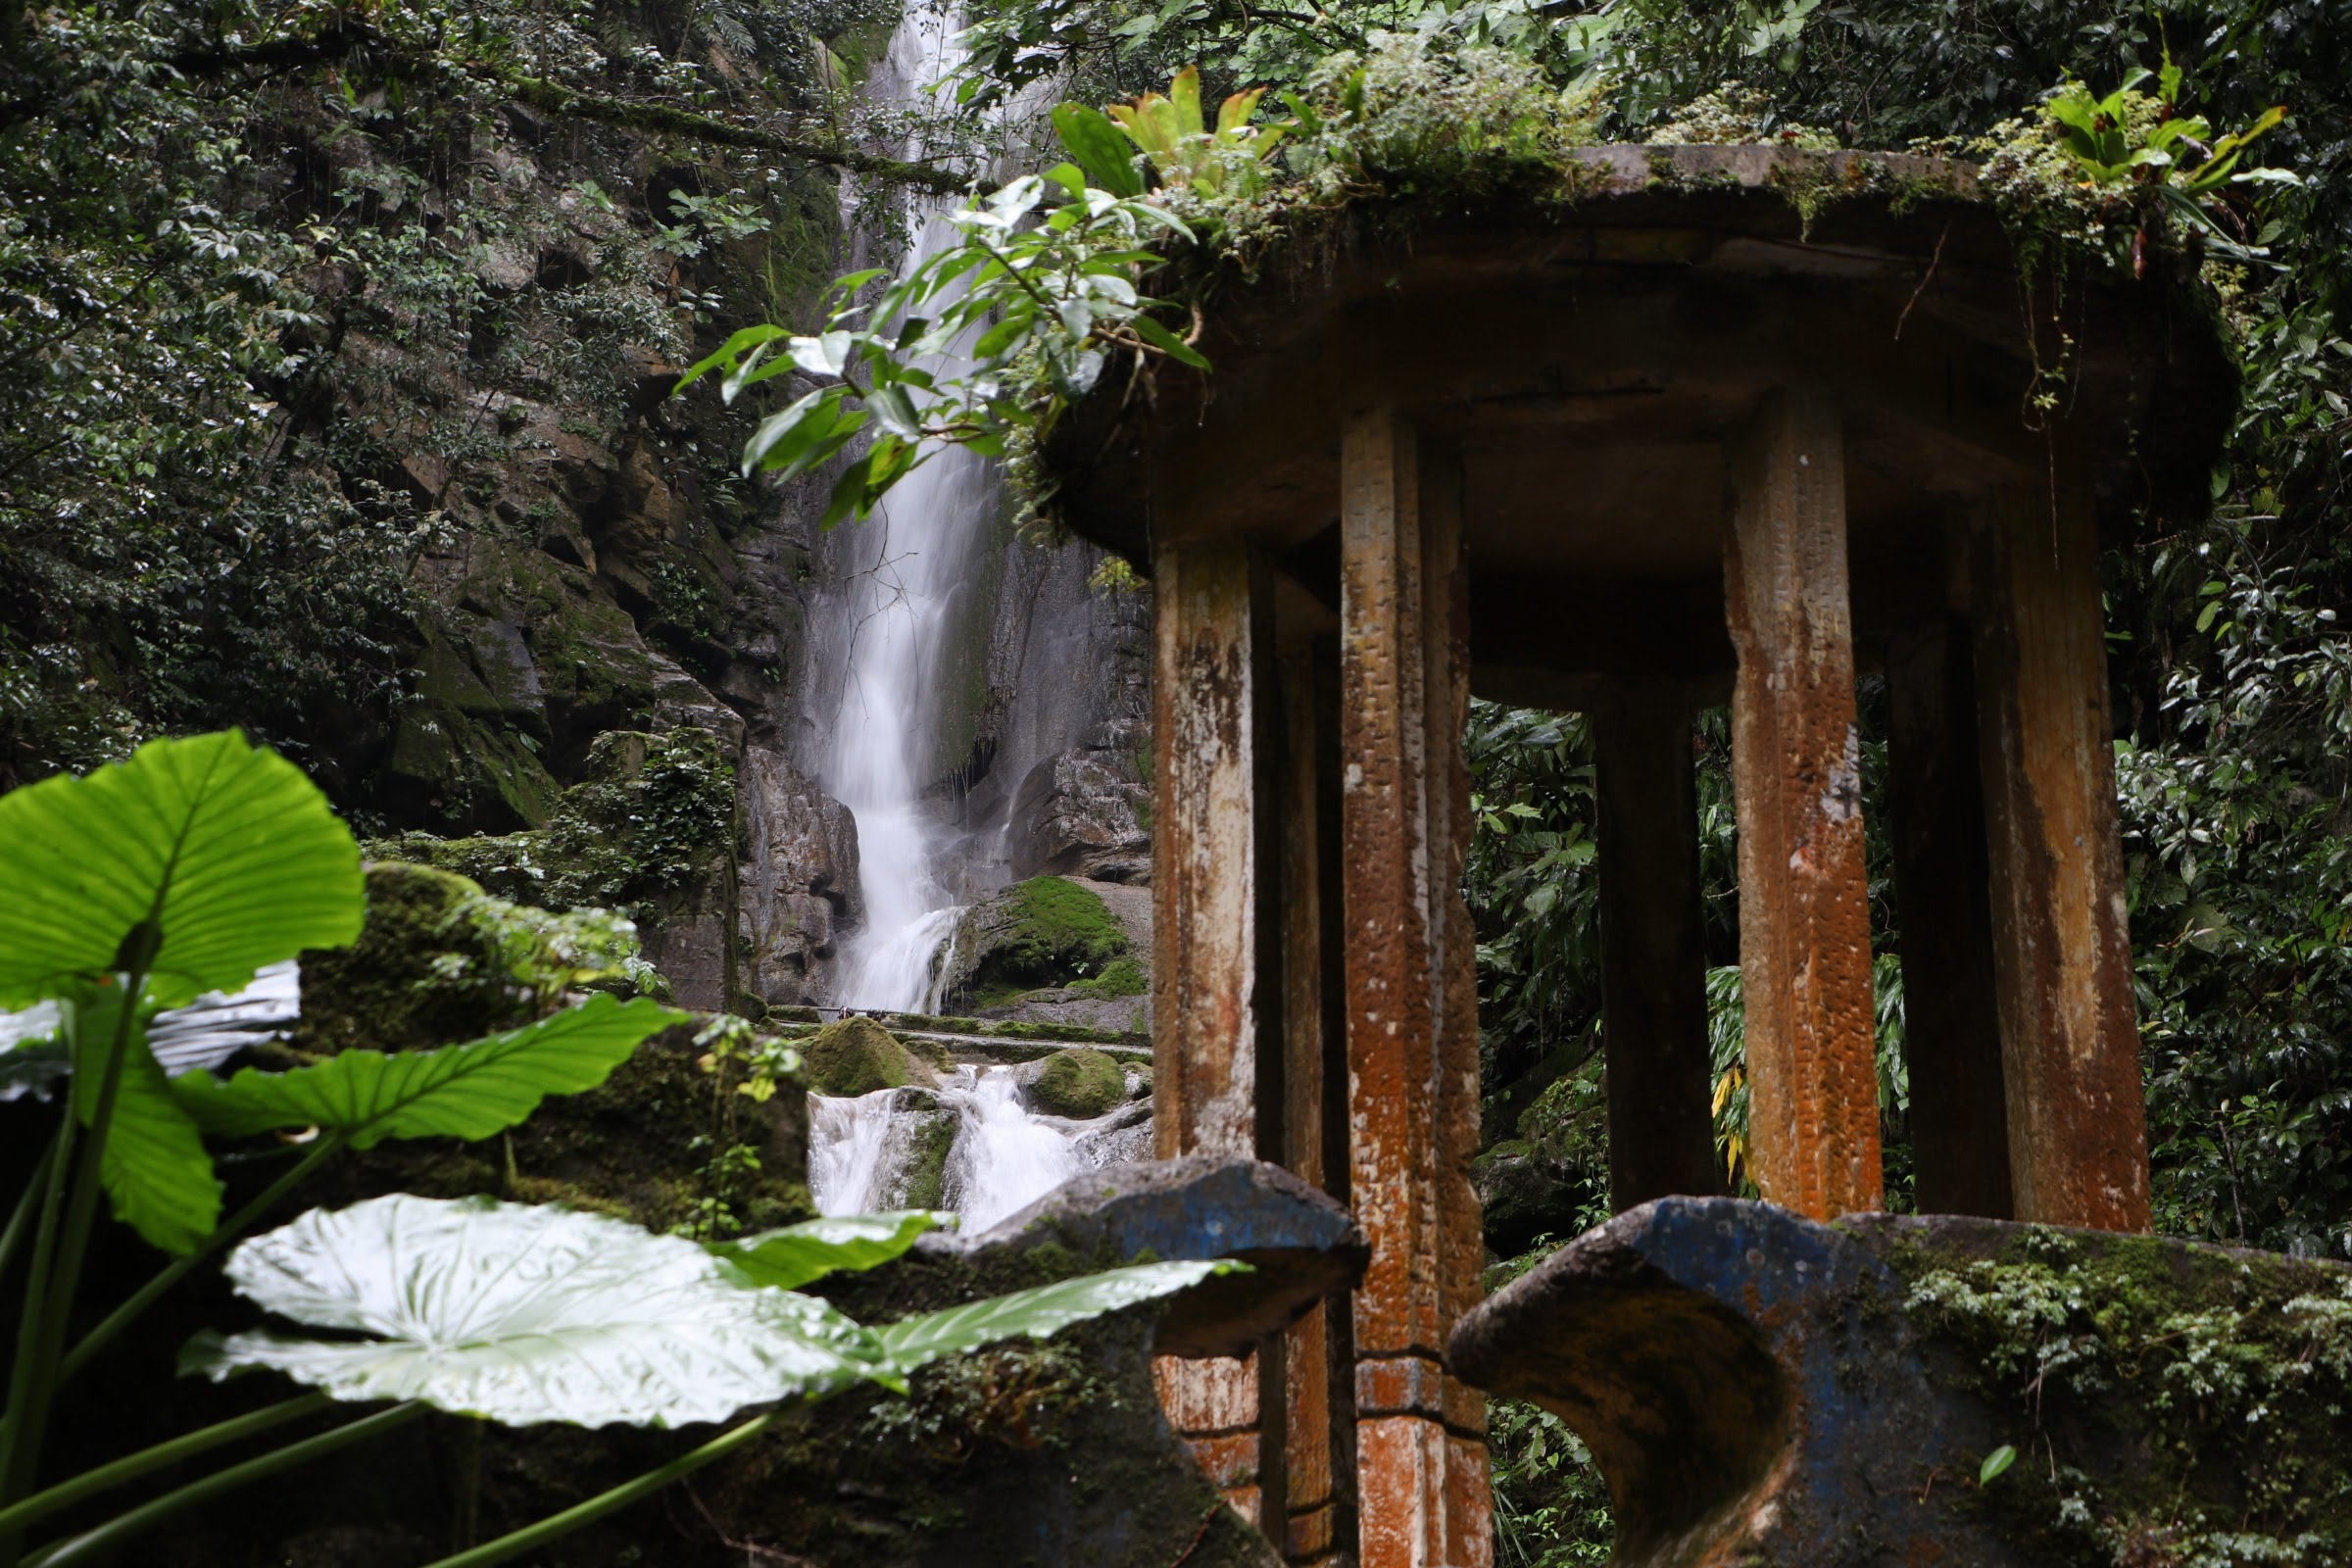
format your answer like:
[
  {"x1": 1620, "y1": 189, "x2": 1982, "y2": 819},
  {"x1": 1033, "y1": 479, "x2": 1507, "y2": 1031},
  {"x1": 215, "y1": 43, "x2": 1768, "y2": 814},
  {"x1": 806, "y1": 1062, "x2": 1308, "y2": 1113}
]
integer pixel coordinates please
[
  {"x1": 0, "y1": 731, "x2": 364, "y2": 1009},
  {"x1": 1051, "y1": 102, "x2": 1145, "y2": 196},
  {"x1": 708, "y1": 1210, "x2": 952, "y2": 1292},
  {"x1": 185, "y1": 1195, "x2": 890, "y2": 1427},
  {"x1": 172, "y1": 994, "x2": 682, "y2": 1148},
  {"x1": 875, "y1": 1260, "x2": 1241, "y2": 1373},
  {"x1": 73, "y1": 985, "x2": 221, "y2": 1253}
]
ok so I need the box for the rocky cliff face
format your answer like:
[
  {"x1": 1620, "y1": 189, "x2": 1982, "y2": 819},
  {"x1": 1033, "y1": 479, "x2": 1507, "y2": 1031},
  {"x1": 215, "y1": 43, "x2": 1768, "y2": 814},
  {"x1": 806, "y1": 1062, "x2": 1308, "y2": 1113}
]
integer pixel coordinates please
[{"x1": 3, "y1": 0, "x2": 1152, "y2": 1011}]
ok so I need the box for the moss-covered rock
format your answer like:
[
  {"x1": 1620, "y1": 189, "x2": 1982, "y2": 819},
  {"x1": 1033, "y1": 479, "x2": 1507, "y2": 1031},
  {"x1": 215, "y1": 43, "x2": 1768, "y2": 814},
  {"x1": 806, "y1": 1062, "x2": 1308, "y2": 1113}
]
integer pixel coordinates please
[
  {"x1": 805, "y1": 1015, "x2": 929, "y2": 1097},
  {"x1": 1067, "y1": 955, "x2": 1147, "y2": 998},
  {"x1": 1028, "y1": 1048, "x2": 1127, "y2": 1119},
  {"x1": 1472, "y1": 1053, "x2": 1612, "y2": 1256},
  {"x1": 897, "y1": 1099, "x2": 960, "y2": 1210},
  {"x1": 937, "y1": 876, "x2": 1131, "y2": 1010},
  {"x1": 292, "y1": 861, "x2": 651, "y2": 1055}
]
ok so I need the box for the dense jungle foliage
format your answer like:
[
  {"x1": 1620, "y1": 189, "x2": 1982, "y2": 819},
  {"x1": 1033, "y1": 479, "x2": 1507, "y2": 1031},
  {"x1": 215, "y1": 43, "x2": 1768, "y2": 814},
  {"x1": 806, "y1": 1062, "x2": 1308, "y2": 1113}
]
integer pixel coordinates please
[{"x1": 7, "y1": 0, "x2": 2351, "y2": 1563}]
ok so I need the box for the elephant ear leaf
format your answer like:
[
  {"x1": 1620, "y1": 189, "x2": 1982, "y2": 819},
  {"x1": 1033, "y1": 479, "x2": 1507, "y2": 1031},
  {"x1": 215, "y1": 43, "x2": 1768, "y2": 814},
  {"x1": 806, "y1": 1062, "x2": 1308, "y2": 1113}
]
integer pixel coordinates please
[
  {"x1": 0, "y1": 731, "x2": 363, "y2": 1010},
  {"x1": 874, "y1": 1259, "x2": 1242, "y2": 1372},
  {"x1": 172, "y1": 993, "x2": 683, "y2": 1148},
  {"x1": 185, "y1": 1195, "x2": 893, "y2": 1427},
  {"x1": 709, "y1": 1210, "x2": 954, "y2": 1291},
  {"x1": 72, "y1": 983, "x2": 221, "y2": 1253}
]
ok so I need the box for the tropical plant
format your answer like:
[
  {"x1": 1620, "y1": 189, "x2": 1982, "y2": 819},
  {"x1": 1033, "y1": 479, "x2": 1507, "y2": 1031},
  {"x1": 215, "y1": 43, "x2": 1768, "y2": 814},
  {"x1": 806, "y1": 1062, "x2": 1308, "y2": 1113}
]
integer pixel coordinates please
[
  {"x1": 677, "y1": 136, "x2": 1204, "y2": 529},
  {"x1": 0, "y1": 734, "x2": 1236, "y2": 1567},
  {"x1": 1104, "y1": 66, "x2": 1289, "y2": 196}
]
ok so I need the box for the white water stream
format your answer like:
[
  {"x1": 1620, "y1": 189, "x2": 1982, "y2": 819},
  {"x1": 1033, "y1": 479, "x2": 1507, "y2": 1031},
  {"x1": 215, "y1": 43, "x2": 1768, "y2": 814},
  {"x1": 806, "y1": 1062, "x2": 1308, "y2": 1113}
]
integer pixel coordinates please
[
  {"x1": 809, "y1": 1064, "x2": 1153, "y2": 1229},
  {"x1": 820, "y1": 8, "x2": 998, "y2": 1015},
  {"x1": 803, "y1": 6, "x2": 1156, "y2": 1229}
]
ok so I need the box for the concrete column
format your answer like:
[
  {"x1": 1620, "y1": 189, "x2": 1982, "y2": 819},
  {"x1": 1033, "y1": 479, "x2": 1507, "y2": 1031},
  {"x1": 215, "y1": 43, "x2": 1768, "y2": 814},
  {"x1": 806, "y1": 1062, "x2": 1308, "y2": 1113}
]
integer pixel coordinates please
[
  {"x1": 1279, "y1": 638, "x2": 1355, "y2": 1566},
  {"x1": 1970, "y1": 487, "x2": 2151, "y2": 1231},
  {"x1": 1338, "y1": 409, "x2": 1493, "y2": 1568},
  {"x1": 1592, "y1": 683, "x2": 1719, "y2": 1211},
  {"x1": 1150, "y1": 536, "x2": 1284, "y2": 1526},
  {"x1": 1885, "y1": 616, "x2": 2013, "y2": 1218},
  {"x1": 1722, "y1": 387, "x2": 1884, "y2": 1219}
]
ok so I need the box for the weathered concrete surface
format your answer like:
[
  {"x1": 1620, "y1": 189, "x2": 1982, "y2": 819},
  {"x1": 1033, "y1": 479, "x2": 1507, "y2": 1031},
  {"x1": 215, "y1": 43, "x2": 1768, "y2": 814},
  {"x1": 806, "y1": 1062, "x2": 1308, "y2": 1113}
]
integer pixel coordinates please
[
  {"x1": 1723, "y1": 388, "x2": 1883, "y2": 1219},
  {"x1": 1151, "y1": 539, "x2": 1276, "y2": 1163},
  {"x1": 1278, "y1": 638, "x2": 1355, "y2": 1567},
  {"x1": 1339, "y1": 410, "x2": 1492, "y2": 1567},
  {"x1": 1592, "y1": 683, "x2": 1719, "y2": 1211},
  {"x1": 1450, "y1": 1198, "x2": 2352, "y2": 1567},
  {"x1": 948, "y1": 1155, "x2": 1367, "y2": 1355},
  {"x1": 1972, "y1": 487, "x2": 2151, "y2": 1231},
  {"x1": 1149, "y1": 540, "x2": 1286, "y2": 1527}
]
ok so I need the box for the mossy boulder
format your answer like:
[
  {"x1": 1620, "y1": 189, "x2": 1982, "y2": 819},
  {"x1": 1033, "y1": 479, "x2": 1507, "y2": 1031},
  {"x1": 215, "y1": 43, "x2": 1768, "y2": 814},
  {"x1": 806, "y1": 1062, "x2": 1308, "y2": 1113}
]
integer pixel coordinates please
[
  {"x1": 1028, "y1": 1048, "x2": 1127, "y2": 1119},
  {"x1": 295, "y1": 862, "x2": 538, "y2": 1054},
  {"x1": 896, "y1": 1096, "x2": 961, "y2": 1210},
  {"x1": 804, "y1": 1015, "x2": 930, "y2": 1097},
  {"x1": 937, "y1": 876, "x2": 1131, "y2": 1010},
  {"x1": 292, "y1": 860, "x2": 662, "y2": 1058}
]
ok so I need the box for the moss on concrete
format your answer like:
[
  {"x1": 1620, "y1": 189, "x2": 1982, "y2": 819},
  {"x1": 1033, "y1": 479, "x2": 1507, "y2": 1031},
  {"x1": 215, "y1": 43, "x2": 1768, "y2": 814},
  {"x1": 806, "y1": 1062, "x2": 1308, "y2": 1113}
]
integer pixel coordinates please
[
  {"x1": 1886, "y1": 1224, "x2": 2352, "y2": 1567},
  {"x1": 1029, "y1": 1048, "x2": 1127, "y2": 1119}
]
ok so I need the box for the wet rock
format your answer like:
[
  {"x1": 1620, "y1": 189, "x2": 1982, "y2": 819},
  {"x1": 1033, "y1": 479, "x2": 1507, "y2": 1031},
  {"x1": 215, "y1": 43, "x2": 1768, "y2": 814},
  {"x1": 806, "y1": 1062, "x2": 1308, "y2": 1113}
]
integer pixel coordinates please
[
  {"x1": 803, "y1": 1015, "x2": 933, "y2": 1097},
  {"x1": 1005, "y1": 746, "x2": 1152, "y2": 883},
  {"x1": 1449, "y1": 1197, "x2": 2352, "y2": 1568},
  {"x1": 937, "y1": 875, "x2": 1132, "y2": 1012},
  {"x1": 1025, "y1": 1047, "x2": 1128, "y2": 1118},
  {"x1": 738, "y1": 748, "x2": 860, "y2": 1004}
]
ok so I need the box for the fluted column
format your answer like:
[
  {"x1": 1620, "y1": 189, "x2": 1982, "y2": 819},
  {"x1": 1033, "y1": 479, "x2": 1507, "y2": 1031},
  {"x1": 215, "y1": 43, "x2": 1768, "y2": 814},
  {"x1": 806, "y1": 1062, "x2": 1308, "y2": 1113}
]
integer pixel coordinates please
[{"x1": 1722, "y1": 387, "x2": 1884, "y2": 1219}]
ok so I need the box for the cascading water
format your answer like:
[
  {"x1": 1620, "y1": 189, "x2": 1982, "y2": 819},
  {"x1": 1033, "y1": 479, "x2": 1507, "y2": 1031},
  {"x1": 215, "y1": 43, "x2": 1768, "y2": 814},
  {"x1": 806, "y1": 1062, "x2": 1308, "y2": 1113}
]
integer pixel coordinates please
[
  {"x1": 809, "y1": 1062, "x2": 1153, "y2": 1230},
  {"x1": 800, "y1": 5, "x2": 1156, "y2": 1230},
  {"x1": 818, "y1": 9, "x2": 998, "y2": 1015}
]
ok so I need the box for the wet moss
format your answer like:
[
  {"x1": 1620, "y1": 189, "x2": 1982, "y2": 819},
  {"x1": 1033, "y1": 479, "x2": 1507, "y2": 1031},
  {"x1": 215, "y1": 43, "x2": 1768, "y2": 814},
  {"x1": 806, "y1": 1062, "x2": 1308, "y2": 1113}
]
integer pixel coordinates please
[
  {"x1": 294, "y1": 863, "x2": 547, "y2": 1054},
  {"x1": 368, "y1": 725, "x2": 734, "y2": 924},
  {"x1": 804, "y1": 1015, "x2": 921, "y2": 1096},
  {"x1": 1887, "y1": 1224, "x2": 2352, "y2": 1567},
  {"x1": 898, "y1": 1107, "x2": 960, "y2": 1211},
  {"x1": 1029, "y1": 1048, "x2": 1127, "y2": 1118},
  {"x1": 1066, "y1": 956, "x2": 1147, "y2": 998}
]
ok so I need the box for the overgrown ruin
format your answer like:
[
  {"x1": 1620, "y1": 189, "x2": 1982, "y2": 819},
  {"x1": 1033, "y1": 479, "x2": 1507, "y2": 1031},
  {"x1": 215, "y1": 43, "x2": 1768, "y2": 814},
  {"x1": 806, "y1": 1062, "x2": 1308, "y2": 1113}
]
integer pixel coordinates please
[{"x1": 1045, "y1": 144, "x2": 2255, "y2": 1565}]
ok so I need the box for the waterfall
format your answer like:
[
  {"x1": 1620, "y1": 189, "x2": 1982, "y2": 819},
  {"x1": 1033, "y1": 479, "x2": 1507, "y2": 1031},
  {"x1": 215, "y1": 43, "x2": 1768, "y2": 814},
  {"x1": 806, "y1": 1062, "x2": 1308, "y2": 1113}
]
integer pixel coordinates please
[
  {"x1": 808, "y1": 1062, "x2": 1155, "y2": 1230},
  {"x1": 817, "y1": 8, "x2": 998, "y2": 1013}
]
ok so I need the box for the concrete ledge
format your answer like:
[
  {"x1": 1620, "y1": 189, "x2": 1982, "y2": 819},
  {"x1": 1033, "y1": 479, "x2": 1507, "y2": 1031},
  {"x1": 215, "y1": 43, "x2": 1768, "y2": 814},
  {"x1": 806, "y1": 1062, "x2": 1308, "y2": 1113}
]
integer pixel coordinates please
[{"x1": 1449, "y1": 1198, "x2": 2352, "y2": 1565}]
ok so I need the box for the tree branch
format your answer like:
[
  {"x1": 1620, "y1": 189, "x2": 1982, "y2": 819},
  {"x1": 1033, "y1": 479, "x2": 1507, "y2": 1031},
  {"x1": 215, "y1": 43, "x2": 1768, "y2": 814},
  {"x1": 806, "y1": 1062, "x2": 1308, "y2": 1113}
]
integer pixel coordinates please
[
  {"x1": 501, "y1": 76, "x2": 972, "y2": 193},
  {"x1": 2, "y1": 22, "x2": 975, "y2": 194}
]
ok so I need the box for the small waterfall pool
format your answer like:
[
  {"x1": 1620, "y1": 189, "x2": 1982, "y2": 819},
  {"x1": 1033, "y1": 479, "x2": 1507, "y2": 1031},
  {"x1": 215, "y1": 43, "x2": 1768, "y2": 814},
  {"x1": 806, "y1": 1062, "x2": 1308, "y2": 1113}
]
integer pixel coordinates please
[{"x1": 809, "y1": 1062, "x2": 1152, "y2": 1232}]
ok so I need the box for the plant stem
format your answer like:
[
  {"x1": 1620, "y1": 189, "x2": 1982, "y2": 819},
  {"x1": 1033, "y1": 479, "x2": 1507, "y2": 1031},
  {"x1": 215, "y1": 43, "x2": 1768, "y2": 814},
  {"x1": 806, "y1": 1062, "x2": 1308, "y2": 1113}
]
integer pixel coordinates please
[
  {"x1": 24, "y1": 1401, "x2": 425, "y2": 1568},
  {"x1": 0, "y1": 1393, "x2": 334, "y2": 1539},
  {"x1": 0, "y1": 971, "x2": 149, "y2": 1519},
  {"x1": 61, "y1": 1133, "x2": 346, "y2": 1381},
  {"x1": 0, "y1": 1126, "x2": 58, "y2": 1293},
  {"x1": 413, "y1": 1412, "x2": 779, "y2": 1568},
  {"x1": 0, "y1": 1112, "x2": 77, "y2": 1519}
]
